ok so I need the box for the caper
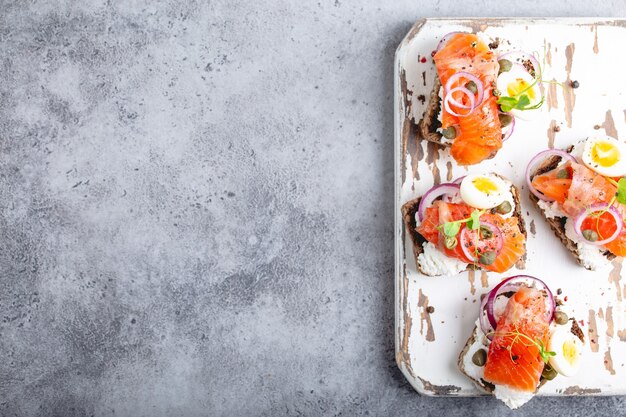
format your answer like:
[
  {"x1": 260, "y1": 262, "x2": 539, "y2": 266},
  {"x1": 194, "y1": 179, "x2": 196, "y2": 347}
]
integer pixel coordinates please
[
  {"x1": 556, "y1": 169, "x2": 570, "y2": 179},
  {"x1": 479, "y1": 250, "x2": 496, "y2": 265},
  {"x1": 442, "y1": 126, "x2": 457, "y2": 140},
  {"x1": 465, "y1": 81, "x2": 478, "y2": 94},
  {"x1": 492, "y1": 88, "x2": 501, "y2": 97},
  {"x1": 498, "y1": 113, "x2": 512, "y2": 127},
  {"x1": 479, "y1": 225, "x2": 493, "y2": 239},
  {"x1": 498, "y1": 59, "x2": 512, "y2": 73},
  {"x1": 582, "y1": 229, "x2": 599, "y2": 242},
  {"x1": 542, "y1": 365, "x2": 558, "y2": 381},
  {"x1": 554, "y1": 310, "x2": 569, "y2": 325},
  {"x1": 495, "y1": 200, "x2": 512, "y2": 215},
  {"x1": 444, "y1": 236, "x2": 458, "y2": 250},
  {"x1": 472, "y1": 349, "x2": 487, "y2": 367}
]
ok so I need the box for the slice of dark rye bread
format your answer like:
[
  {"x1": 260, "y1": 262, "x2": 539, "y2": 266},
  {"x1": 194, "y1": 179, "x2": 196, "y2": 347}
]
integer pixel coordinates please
[
  {"x1": 401, "y1": 179, "x2": 526, "y2": 275},
  {"x1": 458, "y1": 318, "x2": 585, "y2": 394},
  {"x1": 417, "y1": 76, "x2": 444, "y2": 144},
  {"x1": 528, "y1": 149, "x2": 615, "y2": 270}
]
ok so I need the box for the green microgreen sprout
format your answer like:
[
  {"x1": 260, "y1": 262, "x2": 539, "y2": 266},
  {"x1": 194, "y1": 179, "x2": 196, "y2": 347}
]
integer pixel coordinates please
[{"x1": 437, "y1": 209, "x2": 485, "y2": 238}]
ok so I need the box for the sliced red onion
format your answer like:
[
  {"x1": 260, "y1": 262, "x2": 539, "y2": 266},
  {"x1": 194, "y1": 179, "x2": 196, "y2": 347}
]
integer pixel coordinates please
[
  {"x1": 500, "y1": 112, "x2": 516, "y2": 141},
  {"x1": 444, "y1": 71, "x2": 485, "y2": 108},
  {"x1": 444, "y1": 87, "x2": 476, "y2": 117},
  {"x1": 479, "y1": 294, "x2": 495, "y2": 340},
  {"x1": 525, "y1": 150, "x2": 578, "y2": 201},
  {"x1": 452, "y1": 176, "x2": 466, "y2": 185},
  {"x1": 446, "y1": 87, "x2": 474, "y2": 110},
  {"x1": 435, "y1": 32, "x2": 464, "y2": 52},
  {"x1": 573, "y1": 203, "x2": 623, "y2": 246},
  {"x1": 459, "y1": 221, "x2": 504, "y2": 263},
  {"x1": 479, "y1": 275, "x2": 555, "y2": 337},
  {"x1": 498, "y1": 51, "x2": 542, "y2": 78},
  {"x1": 416, "y1": 183, "x2": 461, "y2": 221}
]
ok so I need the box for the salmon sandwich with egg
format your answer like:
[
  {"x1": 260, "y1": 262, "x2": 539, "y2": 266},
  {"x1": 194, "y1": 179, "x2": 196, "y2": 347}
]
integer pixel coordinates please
[
  {"x1": 527, "y1": 136, "x2": 626, "y2": 270},
  {"x1": 401, "y1": 173, "x2": 526, "y2": 276},
  {"x1": 458, "y1": 276, "x2": 585, "y2": 409},
  {"x1": 419, "y1": 32, "x2": 545, "y2": 165}
]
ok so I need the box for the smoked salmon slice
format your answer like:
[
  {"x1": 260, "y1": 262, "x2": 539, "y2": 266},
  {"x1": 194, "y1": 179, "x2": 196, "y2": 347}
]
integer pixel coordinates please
[
  {"x1": 483, "y1": 286, "x2": 550, "y2": 392},
  {"x1": 433, "y1": 33, "x2": 502, "y2": 166},
  {"x1": 562, "y1": 162, "x2": 616, "y2": 217},
  {"x1": 530, "y1": 162, "x2": 573, "y2": 203},
  {"x1": 532, "y1": 160, "x2": 626, "y2": 257},
  {"x1": 479, "y1": 213, "x2": 526, "y2": 273},
  {"x1": 604, "y1": 233, "x2": 626, "y2": 256},
  {"x1": 416, "y1": 201, "x2": 525, "y2": 272}
]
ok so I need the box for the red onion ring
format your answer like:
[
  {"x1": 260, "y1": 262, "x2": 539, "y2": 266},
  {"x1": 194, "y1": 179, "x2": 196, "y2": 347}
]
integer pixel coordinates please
[
  {"x1": 416, "y1": 183, "x2": 461, "y2": 221},
  {"x1": 444, "y1": 71, "x2": 485, "y2": 109},
  {"x1": 525, "y1": 150, "x2": 578, "y2": 201},
  {"x1": 500, "y1": 112, "x2": 516, "y2": 141},
  {"x1": 444, "y1": 87, "x2": 476, "y2": 117},
  {"x1": 498, "y1": 51, "x2": 542, "y2": 78},
  {"x1": 459, "y1": 221, "x2": 504, "y2": 263},
  {"x1": 573, "y1": 203, "x2": 623, "y2": 246},
  {"x1": 452, "y1": 176, "x2": 466, "y2": 185},
  {"x1": 479, "y1": 275, "x2": 555, "y2": 337},
  {"x1": 446, "y1": 87, "x2": 474, "y2": 110},
  {"x1": 479, "y1": 293, "x2": 494, "y2": 340},
  {"x1": 435, "y1": 32, "x2": 465, "y2": 52}
]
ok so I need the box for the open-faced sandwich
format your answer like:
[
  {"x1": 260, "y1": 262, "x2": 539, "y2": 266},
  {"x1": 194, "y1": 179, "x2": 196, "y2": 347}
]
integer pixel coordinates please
[
  {"x1": 401, "y1": 173, "x2": 526, "y2": 276},
  {"x1": 527, "y1": 136, "x2": 626, "y2": 270},
  {"x1": 420, "y1": 32, "x2": 545, "y2": 165},
  {"x1": 459, "y1": 276, "x2": 585, "y2": 409}
]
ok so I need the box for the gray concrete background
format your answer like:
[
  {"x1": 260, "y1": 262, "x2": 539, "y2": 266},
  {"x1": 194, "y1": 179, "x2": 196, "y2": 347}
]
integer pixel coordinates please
[{"x1": 1, "y1": 1, "x2": 624, "y2": 416}]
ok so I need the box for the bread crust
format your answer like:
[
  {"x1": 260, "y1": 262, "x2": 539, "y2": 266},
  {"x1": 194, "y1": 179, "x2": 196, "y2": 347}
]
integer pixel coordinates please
[
  {"x1": 456, "y1": 326, "x2": 495, "y2": 394},
  {"x1": 417, "y1": 77, "x2": 445, "y2": 145}
]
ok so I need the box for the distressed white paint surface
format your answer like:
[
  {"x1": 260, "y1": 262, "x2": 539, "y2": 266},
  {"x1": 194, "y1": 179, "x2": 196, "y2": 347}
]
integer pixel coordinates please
[{"x1": 395, "y1": 18, "x2": 626, "y2": 396}]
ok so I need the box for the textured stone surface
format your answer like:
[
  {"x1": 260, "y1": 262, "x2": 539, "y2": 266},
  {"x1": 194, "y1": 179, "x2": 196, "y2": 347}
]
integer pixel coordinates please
[{"x1": 0, "y1": 1, "x2": 624, "y2": 416}]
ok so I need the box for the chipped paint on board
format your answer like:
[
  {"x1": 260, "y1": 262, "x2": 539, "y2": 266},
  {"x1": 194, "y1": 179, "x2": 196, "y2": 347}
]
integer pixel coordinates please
[
  {"x1": 546, "y1": 41, "x2": 553, "y2": 66},
  {"x1": 563, "y1": 386, "x2": 602, "y2": 395},
  {"x1": 588, "y1": 309, "x2": 599, "y2": 352},
  {"x1": 468, "y1": 269, "x2": 476, "y2": 295},
  {"x1": 417, "y1": 376, "x2": 462, "y2": 395},
  {"x1": 603, "y1": 110, "x2": 618, "y2": 139},
  {"x1": 609, "y1": 258, "x2": 623, "y2": 302},
  {"x1": 606, "y1": 306, "x2": 614, "y2": 338},
  {"x1": 547, "y1": 81, "x2": 559, "y2": 111},
  {"x1": 604, "y1": 348, "x2": 616, "y2": 375},
  {"x1": 563, "y1": 44, "x2": 576, "y2": 128},
  {"x1": 417, "y1": 289, "x2": 435, "y2": 342},
  {"x1": 480, "y1": 271, "x2": 489, "y2": 288},
  {"x1": 446, "y1": 161, "x2": 453, "y2": 182}
]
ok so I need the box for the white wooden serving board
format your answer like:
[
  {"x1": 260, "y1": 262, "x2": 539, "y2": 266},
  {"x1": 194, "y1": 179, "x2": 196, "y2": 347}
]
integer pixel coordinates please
[{"x1": 395, "y1": 18, "x2": 626, "y2": 396}]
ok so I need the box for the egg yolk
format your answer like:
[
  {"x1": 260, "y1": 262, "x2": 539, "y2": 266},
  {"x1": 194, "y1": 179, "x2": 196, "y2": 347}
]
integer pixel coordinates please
[
  {"x1": 592, "y1": 141, "x2": 620, "y2": 167},
  {"x1": 507, "y1": 78, "x2": 536, "y2": 100},
  {"x1": 472, "y1": 177, "x2": 498, "y2": 194},
  {"x1": 562, "y1": 340, "x2": 578, "y2": 365}
]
